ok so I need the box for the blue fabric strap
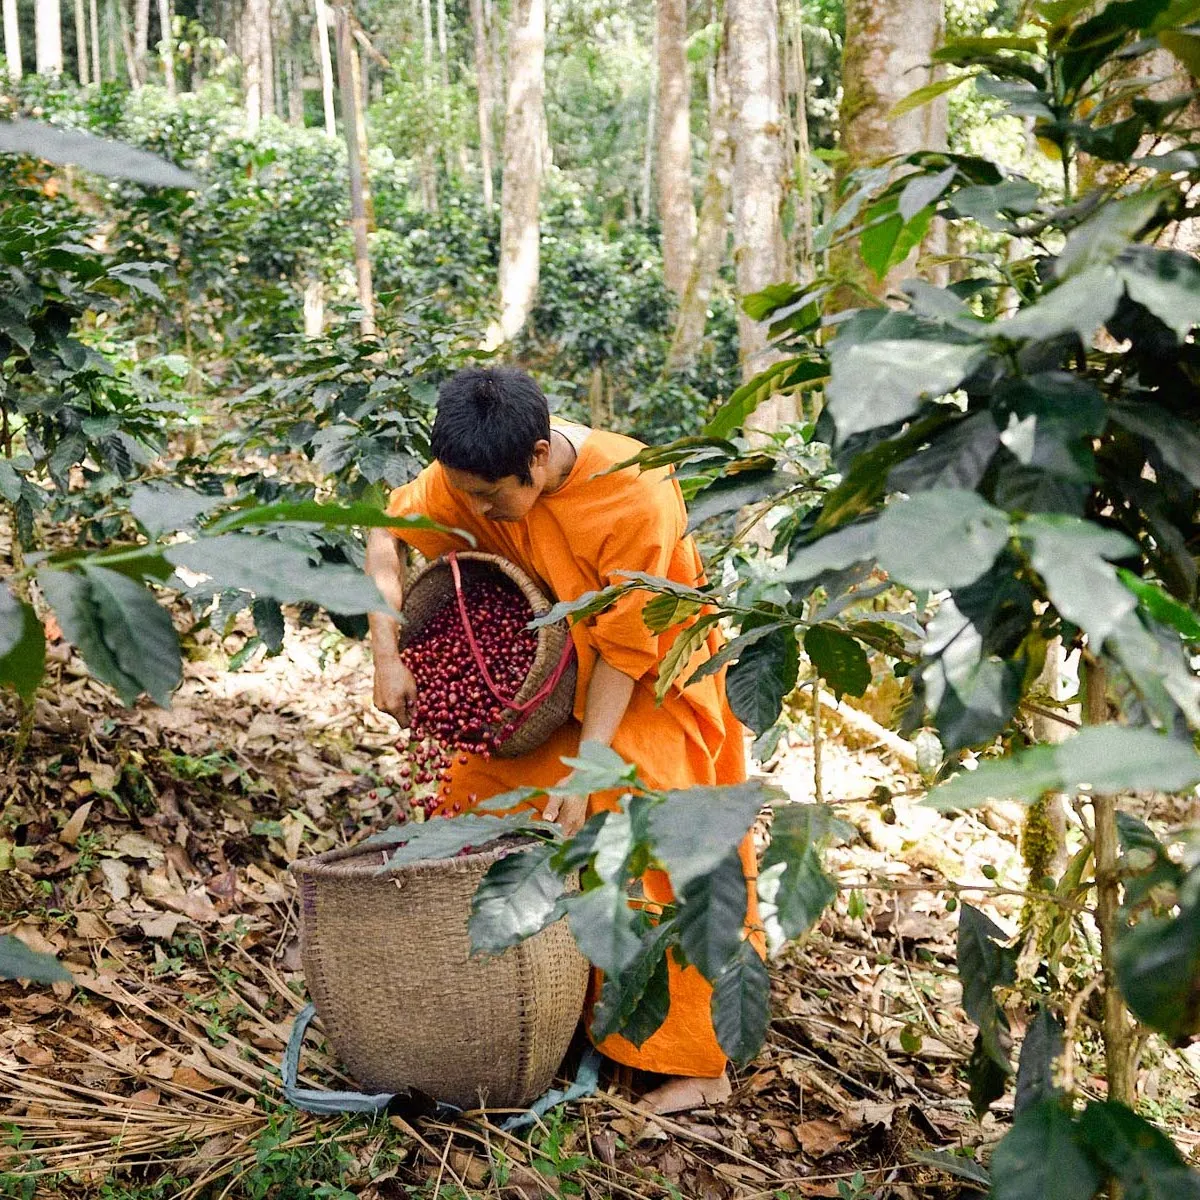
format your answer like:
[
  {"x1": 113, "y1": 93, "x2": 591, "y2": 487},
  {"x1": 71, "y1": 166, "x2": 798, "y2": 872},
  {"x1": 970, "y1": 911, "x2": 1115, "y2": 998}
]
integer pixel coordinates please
[{"x1": 280, "y1": 1004, "x2": 601, "y2": 1129}]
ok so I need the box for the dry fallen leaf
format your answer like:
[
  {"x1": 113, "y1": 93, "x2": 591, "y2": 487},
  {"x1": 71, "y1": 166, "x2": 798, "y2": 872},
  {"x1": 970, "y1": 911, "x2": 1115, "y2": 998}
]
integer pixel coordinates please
[
  {"x1": 114, "y1": 833, "x2": 166, "y2": 866},
  {"x1": 99, "y1": 858, "x2": 132, "y2": 902},
  {"x1": 794, "y1": 1118, "x2": 849, "y2": 1158},
  {"x1": 171, "y1": 1065, "x2": 220, "y2": 1093},
  {"x1": 59, "y1": 801, "x2": 93, "y2": 847}
]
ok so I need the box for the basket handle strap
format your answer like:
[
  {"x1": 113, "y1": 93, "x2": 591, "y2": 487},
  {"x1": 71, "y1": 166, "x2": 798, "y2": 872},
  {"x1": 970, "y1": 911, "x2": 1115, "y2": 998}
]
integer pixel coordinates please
[
  {"x1": 448, "y1": 552, "x2": 577, "y2": 718},
  {"x1": 281, "y1": 1002, "x2": 461, "y2": 1120}
]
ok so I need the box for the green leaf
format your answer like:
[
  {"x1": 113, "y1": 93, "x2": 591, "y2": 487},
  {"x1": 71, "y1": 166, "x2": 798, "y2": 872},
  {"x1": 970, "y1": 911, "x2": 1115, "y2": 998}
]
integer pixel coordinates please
[
  {"x1": 1002, "y1": 267, "x2": 1125, "y2": 343},
  {"x1": 209, "y1": 499, "x2": 463, "y2": 539},
  {"x1": 1116, "y1": 811, "x2": 1184, "y2": 913},
  {"x1": 0, "y1": 934, "x2": 71, "y2": 983},
  {"x1": 0, "y1": 584, "x2": 45, "y2": 700},
  {"x1": 533, "y1": 584, "x2": 625, "y2": 628},
  {"x1": 1117, "y1": 570, "x2": 1200, "y2": 639},
  {"x1": 165, "y1": 535, "x2": 390, "y2": 616},
  {"x1": 0, "y1": 459, "x2": 23, "y2": 503},
  {"x1": 957, "y1": 903, "x2": 1016, "y2": 1071},
  {"x1": 1077, "y1": 1101, "x2": 1200, "y2": 1200},
  {"x1": 705, "y1": 361, "x2": 794, "y2": 439},
  {"x1": 1019, "y1": 514, "x2": 1138, "y2": 647},
  {"x1": 936, "y1": 34, "x2": 1044, "y2": 56},
  {"x1": 803, "y1": 625, "x2": 871, "y2": 699},
  {"x1": 967, "y1": 1031, "x2": 1011, "y2": 1117},
  {"x1": 780, "y1": 520, "x2": 879, "y2": 585},
  {"x1": 590, "y1": 921, "x2": 674, "y2": 1046},
  {"x1": 684, "y1": 621, "x2": 791, "y2": 689},
  {"x1": 1109, "y1": 403, "x2": 1200, "y2": 488},
  {"x1": 1015, "y1": 1008, "x2": 1066, "y2": 1116},
  {"x1": 129, "y1": 484, "x2": 228, "y2": 537},
  {"x1": 1115, "y1": 869, "x2": 1200, "y2": 1042},
  {"x1": 0, "y1": 118, "x2": 200, "y2": 188},
  {"x1": 888, "y1": 74, "x2": 975, "y2": 119},
  {"x1": 725, "y1": 625, "x2": 800, "y2": 734},
  {"x1": 1117, "y1": 246, "x2": 1200, "y2": 340},
  {"x1": 826, "y1": 335, "x2": 985, "y2": 442},
  {"x1": 686, "y1": 470, "x2": 793, "y2": 532},
  {"x1": 875, "y1": 489, "x2": 1010, "y2": 590},
  {"x1": 947, "y1": 179, "x2": 1041, "y2": 229},
  {"x1": 82, "y1": 567, "x2": 181, "y2": 707},
  {"x1": 991, "y1": 1100, "x2": 1102, "y2": 1200},
  {"x1": 918, "y1": 596, "x2": 1026, "y2": 752},
  {"x1": 710, "y1": 938, "x2": 770, "y2": 1065},
  {"x1": 757, "y1": 833, "x2": 836, "y2": 942},
  {"x1": 564, "y1": 881, "x2": 645, "y2": 975},
  {"x1": 252, "y1": 598, "x2": 285, "y2": 653},
  {"x1": 675, "y1": 851, "x2": 750, "y2": 980},
  {"x1": 468, "y1": 843, "x2": 568, "y2": 956},
  {"x1": 926, "y1": 727, "x2": 1200, "y2": 809},
  {"x1": 557, "y1": 740, "x2": 642, "y2": 794},
  {"x1": 363, "y1": 812, "x2": 547, "y2": 865},
  {"x1": 887, "y1": 412, "x2": 1002, "y2": 493},
  {"x1": 647, "y1": 781, "x2": 767, "y2": 892},
  {"x1": 1159, "y1": 27, "x2": 1200, "y2": 78},
  {"x1": 994, "y1": 374, "x2": 1106, "y2": 482},
  {"x1": 643, "y1": 593, "x2": 705, "y2": 634},
  {"x1": 1058, "y1": 192, "x2": 1167, "y2": 279}
]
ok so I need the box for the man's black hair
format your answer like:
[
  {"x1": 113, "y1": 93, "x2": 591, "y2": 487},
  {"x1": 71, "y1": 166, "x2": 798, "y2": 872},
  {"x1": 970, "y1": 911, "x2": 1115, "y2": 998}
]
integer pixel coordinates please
[{"x1": 430, "y1": 366, "x2": 551, "y2": 485}]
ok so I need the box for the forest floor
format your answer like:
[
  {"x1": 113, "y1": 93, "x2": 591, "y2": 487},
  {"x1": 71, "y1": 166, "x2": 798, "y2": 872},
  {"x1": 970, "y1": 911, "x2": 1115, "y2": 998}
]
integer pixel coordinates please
[{"x1": 2, "y1": 609, "x2": 1199, "y2": 1199}]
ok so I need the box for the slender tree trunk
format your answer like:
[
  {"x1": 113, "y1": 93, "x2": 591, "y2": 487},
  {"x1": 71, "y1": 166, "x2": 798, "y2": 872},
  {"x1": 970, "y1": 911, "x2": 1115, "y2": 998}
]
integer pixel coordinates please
[
  {"x1": 668, "y1": 44, "x2": 732, "y2": 372},
  {"x1": 106, "y1": 0, "x2": 118, "y2": 79},
  {"x1": 304, "y1": 278, "x2": 325, "y2": 335},
  {"x1": 1086, "y1": 657, "x2": 1136, "y2": 1115},
  {"x1": 334, "y1": 3, "x2": 375, "y2": 335},
  {"x1": 418, "y1": 0, "x2": 439, "y2": 210},
  {"x1": 288, "y1": 50, "x2": 304, "y2": 123},
  {"x1": 837, "y1": 0, "x2": 947, "y2": 297},
  {"x1": 728, "y1": 0, "x2": 792, "y2": 428},
  {"x1": 488, "y1": 0, "x2": 544, "y2": 346},
  {"x1": 36, "y1": 0, "x2": 64, "y2": 73},
  {"x1": 641, "y1": 21, "x2": 657, "y2": 223},
  {"x1": 89, "y1": 0, "x2": 100, "y2": 79},
  {"x1": 156, "y1": 0, "x2": 174, "y2": 95},
  {"x1": 74, "y1": 0, "x2": 89, "y2": 82},
  {"x1": 436, "y1": 0, "x2": 448, "y2": 87},
  {"x1": 132, "y1": 0, "x2": 148, "y2": 82},
  {"x1": 656, "y1": 0, "x2": 696, "y2": 300},
  {"x1": 118, "y1": 0, "x2": 138, "y2": 86},
  {"x1": 314, "y1": 0, "x2": 337, "y2": 135},
  {"x1": 260, "y1": 0, "x2": 275, "y2": 117},
  {"x1": 469, "y1": 0, "x2": 494, "y2": 208},
  {"x1": 4, "y1": 0, "x2": 24, "y2": 79},
  {"x1": 243, "y1": 0, "x2": 264, "y2": 129},
  {"x1": 782, "y1": 0, "x2": 812, "y2": 271},
  {"x1": 348, "y1": 33, "x2": 373, "y2": 226}
]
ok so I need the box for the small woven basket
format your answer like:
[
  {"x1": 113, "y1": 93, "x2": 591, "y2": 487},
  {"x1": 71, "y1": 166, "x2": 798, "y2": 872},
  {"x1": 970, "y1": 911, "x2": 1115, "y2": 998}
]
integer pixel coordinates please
[
  {"x1": 400, "y1": 551, "x2": 577, "y2": 758},
  {"x1": 292, "y1": 838, "x2": 589, "y2": 1110}
]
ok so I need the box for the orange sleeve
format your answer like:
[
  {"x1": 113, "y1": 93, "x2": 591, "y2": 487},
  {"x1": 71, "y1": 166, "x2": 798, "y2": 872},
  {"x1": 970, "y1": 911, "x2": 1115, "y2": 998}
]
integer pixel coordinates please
[
  {"x1": 385, "y1": 465, "x2": 476, "y2": 560},
  {"x1": 586, "y1": 469, "x2": 687, "y2": 681}
]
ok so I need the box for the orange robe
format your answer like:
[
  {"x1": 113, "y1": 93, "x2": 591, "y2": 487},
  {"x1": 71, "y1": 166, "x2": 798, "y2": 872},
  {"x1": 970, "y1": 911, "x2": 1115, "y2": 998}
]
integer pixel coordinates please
[{"x1": 386, "y1": 426, "x2": 757, "y2": 1077}]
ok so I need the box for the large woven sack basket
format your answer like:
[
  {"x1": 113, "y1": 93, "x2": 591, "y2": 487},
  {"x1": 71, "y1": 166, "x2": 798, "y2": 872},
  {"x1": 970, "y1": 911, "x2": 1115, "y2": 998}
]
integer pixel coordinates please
[
  {"x1": 400, "y1": 551, "x2": 577, "y2": 758},
  {"x1": 292, "y1": 838, "x2": 589, "y2": 1110}
]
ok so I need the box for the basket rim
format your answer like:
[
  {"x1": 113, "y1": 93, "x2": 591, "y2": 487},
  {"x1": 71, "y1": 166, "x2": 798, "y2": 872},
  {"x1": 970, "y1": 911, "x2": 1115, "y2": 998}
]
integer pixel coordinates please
[{"x1": 290, "y1": 832, "x2": 540, "y2": 881}]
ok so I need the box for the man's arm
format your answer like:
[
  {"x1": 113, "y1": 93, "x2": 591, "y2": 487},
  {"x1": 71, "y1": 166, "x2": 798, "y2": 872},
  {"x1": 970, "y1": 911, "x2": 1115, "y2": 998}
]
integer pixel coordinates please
[
  {"x1": 365, "y1": 527, "x2": 417, "y2": 726},
  {"x1": 543, "y1": 656, "x2": 636, "y2": 835}
]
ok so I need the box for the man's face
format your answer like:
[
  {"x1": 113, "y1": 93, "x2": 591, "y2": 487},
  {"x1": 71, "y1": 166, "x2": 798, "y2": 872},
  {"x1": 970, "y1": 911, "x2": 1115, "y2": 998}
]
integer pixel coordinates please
[
  {"x1": 442, "y1": 438, "x2": 554, "y2": 523},
  {"x1": 443, "y1": 467, "x2": 541, "y2": 522}
]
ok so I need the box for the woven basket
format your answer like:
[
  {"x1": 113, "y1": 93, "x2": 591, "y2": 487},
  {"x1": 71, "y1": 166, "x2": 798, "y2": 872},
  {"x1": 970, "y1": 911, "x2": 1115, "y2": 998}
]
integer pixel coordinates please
[
  {"x1": 400, "y1": 551, "x2": 577, "y2": 758},
  {"x1": 292, "y1": 838, "x2": 589, "y2": 1110}
]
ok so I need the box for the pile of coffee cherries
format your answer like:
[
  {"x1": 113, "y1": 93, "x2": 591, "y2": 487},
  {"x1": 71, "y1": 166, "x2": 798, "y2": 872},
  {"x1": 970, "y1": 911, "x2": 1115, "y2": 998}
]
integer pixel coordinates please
[{"x1": 394, "y1": 574, "x2": 540, "y2": 820}]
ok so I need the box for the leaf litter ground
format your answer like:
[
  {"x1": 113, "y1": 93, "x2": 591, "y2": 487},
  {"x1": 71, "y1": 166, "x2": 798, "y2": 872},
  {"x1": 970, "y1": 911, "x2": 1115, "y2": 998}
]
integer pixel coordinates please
[{"x1": 2, "y1": 616, "x2": 1198, "y2": 1199}]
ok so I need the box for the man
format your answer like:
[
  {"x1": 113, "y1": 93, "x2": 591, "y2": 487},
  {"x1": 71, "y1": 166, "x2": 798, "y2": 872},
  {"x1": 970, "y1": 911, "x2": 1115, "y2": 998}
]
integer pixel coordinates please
[{"x1": 365, "y1": 365, "x2": 757, "y2": 1115}]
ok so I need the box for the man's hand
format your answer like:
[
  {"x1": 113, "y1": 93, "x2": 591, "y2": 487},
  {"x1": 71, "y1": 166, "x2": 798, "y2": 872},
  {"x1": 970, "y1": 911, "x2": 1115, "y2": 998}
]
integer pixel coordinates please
[
  {"x1": 543, "y1": 793, "x2": 588, "y2": 837},
  {"x1": 374, "y1": 658, "x2": 418, "y2": 727}
]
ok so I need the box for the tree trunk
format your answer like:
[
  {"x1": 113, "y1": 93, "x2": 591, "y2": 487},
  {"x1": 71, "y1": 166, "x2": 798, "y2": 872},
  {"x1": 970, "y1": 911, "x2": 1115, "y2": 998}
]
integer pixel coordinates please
[
  {"x1": 304, "y1": 278, "x2": 325, "y2": 336},
  {"x1": 260, "y1": 0, "x2": 275, "y2": 117},
  {"x1": 288, "y1": 49, "x2": 305, "y2": 124},
  {"x1": 89, "y1": 0, "x2": 100, "y2": 80},
  {"x1": 838, "y1": 0, "x2": 947, "y2": 298},
  {"x1": 106, "y1": 0, "x2": 118, "y2": 79},
  {"x1": 469, "y1": 0, "x2": 494, "y2": 208},
  {"x1": 118, "y1": 0, "x2": 138, "y2": 86},
  {"x1": 727, "y1": 0, "x2": 791, "y2": 428},
  {"x1": 243, "y1": 0, "x2": 265, "y2": 130},
  {"x1": 74, "y1": 0, "x2": 89, "y2": 82},
  {"x1": 36, "y1": 0, "x2": 64, "y2": 73},
  {"x1": 334, "y1": 3, "x2": 375, "y2": 335},
  {"x1": 156, "y1": 0, "x2": 174, "y2": 95},
  {"x1": 1085, "y1": 657, "x2": 1136, "y2": 1113},
  {"x1": 782, "y1": 0, "x2": 813, "y2": 271},
  {"x1": 667, "y1": 44, "x2": 732, "y2": 373},
  {"x1": 488, "y1": 0, "x2": 544, "y2": 347},
  {"x1": 656, "y1": 0, "x2": 696, "y2": 300},
  {"x1": 641, "y1": 21, "x2": 657, "y2": 223},
  {"x1": 314, "y1": 0, "x2": 337, "y2": 136},
  {"x1": 436, "y1": 0, "x2": 449, "y2": 87},
  {"x1": 132, "y1": 0, "x2": 147, "y2": 83},
  {"x1": 418, "y1": 0, "x2": 440, "y2": 210},
  {"x1": 348, "y1": 33, "x2": 373, "y2": 226},
  {"x1": 4, "y1": 0, "x2": 23, "y2": 80}
]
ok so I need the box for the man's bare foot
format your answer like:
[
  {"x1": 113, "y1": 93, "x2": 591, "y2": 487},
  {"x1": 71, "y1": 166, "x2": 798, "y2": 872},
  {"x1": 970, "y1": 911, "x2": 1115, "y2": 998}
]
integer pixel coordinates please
[{"x1": 641, "y1": 1072, "x2": 731, "y2": 1116}]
